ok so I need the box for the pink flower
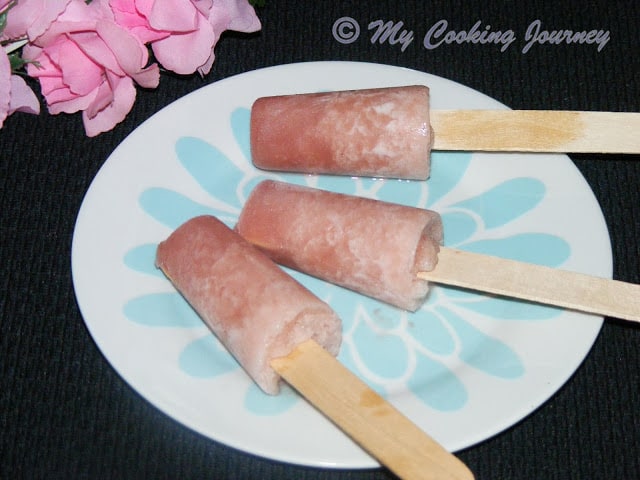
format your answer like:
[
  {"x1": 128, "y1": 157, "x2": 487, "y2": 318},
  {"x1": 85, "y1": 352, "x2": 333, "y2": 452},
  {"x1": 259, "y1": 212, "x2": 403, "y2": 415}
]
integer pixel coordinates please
[
  {"x1": 23, "y1": 0, "x2": 160, "y2": 136},
  {"x1": 0, "y1": 51, "x2": 12, "y2": 125},
  {"x1": 1, "y1": 0, "x2": 70, "y2": 42},
  {"x1": 1, "y1": 0, "x2": 43, "y2": 128},
  {"x1": 1, "y1": 47, "x2": 41, "y2": 128},
  {"x1": 110, "y1": 0, "x2": 261, "y2": 76},
  {"x1": 2, "y1": 0, "x2": 262, "y2": 135}
]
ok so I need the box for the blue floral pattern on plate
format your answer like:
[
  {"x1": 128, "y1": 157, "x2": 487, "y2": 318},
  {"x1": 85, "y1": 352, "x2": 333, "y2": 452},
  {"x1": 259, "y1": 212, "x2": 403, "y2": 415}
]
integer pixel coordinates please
[{"x1": 122, "y1": 106, "x2": 569, "y2": 414}]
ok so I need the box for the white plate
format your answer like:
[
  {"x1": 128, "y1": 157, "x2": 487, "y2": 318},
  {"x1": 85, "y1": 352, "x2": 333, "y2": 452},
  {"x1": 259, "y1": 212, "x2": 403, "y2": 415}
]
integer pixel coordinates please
[{"x1": 71, "y1": 61, "x2": 611, "y2": 469}]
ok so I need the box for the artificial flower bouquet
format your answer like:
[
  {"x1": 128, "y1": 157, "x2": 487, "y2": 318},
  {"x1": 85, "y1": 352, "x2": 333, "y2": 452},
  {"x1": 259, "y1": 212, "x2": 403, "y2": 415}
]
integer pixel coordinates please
[{"x1": 1, "y1": 0, "x2": 261, "y2": 136}]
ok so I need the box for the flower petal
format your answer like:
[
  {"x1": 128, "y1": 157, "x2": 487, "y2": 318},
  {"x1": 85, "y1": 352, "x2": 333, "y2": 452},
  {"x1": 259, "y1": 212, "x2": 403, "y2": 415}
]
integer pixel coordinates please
[
  {"x1": 152, "y1": 24, "x2": 215, "y2": 75},
  {"x1": 48, "y1": 89, "x2": 96, "y2": 115},
  {"x1": 57, "y1": 40, "x2": 105, "y2": 95},
  {"x1": 82, "y1": 73, "x2": 136, "y2": 136},
  {"x1": 211, "y1": 0, "x2": 261, "y2": 34},
  {"x1": 95, "y1": 20, "x2": 160, "y2": 88},
  {"x1": 0, "y1": 50, "x2": 11, "y2": 126},
  {"x1": 2, "y1": 0, "x2": 71, "y2": 41},
  {"x1": 8, "y1": 75, "x2": 41, "y2": 115},
  {"x1": 110, "y1": 0, "x2": 169, "y2": 44},
  {"x1": 148, "y1": 0, "x2": 200, "y2": 31}
]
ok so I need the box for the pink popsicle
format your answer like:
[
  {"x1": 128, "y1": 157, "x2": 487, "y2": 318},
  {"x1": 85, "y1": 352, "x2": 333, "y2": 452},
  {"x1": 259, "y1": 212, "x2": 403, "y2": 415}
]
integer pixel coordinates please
[
  {"x1": 236, "y1": 180, "x2": 443, "y2": 311},
  {"x1": 155, "y1": 215, "x2": 342, "y2": 395},
  {"x1": 250, "y1": 85, "x2": 433, "y2": 180}
]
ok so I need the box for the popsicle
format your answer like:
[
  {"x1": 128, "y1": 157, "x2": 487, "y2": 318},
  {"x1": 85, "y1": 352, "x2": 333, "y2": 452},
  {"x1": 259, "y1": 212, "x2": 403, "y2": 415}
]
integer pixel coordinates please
[
  {"x1": 250, "y1": 86, "x2": 640, "y2": 180},
  {"x1": 235, "y1": 179, "x2": 443, "y2": 311},
  {"x1": 155, "y1": 215, "x2": 342, "y2": 395},
  {"x1": 236, "y1": 180, "x2": 640, "y2": 322},
  {"x1": 251, "y1": 85, "x2": 433, "y2": 180},
  {"x1": 156, "y1": 215, "x2": 475, "y2": 480}
]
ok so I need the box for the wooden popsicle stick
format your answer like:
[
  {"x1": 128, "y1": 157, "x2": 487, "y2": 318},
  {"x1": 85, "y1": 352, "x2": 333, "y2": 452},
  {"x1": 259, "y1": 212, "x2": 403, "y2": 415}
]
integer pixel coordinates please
[
  {"x1": 431, "y1": 110, "x2": 640, "y2": 153},
  {"x1": 271, "y1": 339, "x2": 474, "y2": 480},
  {"x1": 419, "y1": 247, "x2": 640, "y2": 322}
]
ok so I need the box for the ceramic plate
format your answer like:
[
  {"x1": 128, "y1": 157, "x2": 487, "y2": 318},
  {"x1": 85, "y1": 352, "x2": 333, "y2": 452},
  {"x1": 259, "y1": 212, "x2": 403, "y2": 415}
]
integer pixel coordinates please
[{"x1": 71, "y1": 61, "x2": 611, "y2": 469}]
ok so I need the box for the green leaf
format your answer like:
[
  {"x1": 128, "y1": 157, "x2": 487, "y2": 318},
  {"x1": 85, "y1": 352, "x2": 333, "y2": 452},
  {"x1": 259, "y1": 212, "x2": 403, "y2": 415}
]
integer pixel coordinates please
[
  {"x1": 8, "y1": 53, "x2": 39, "y2": 73},
  {"x1": 0, "y1": 12, "x2": 8, "y2": 36},
  {"x1": 9, "y1": 52, "x2": 26, "y2": 71}
]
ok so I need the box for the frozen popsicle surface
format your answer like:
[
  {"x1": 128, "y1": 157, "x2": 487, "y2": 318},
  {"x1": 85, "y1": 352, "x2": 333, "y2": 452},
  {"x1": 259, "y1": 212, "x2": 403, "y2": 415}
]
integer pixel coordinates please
[
  {"x1": 250, "y1": 85, "x2": 433, "y2": 180},
  {"x1": 236, "y1": 180, "x2": 443, "y2": 311},
  {"x1": 155, "y1": 215, "x2": 342, "y2": 395}
]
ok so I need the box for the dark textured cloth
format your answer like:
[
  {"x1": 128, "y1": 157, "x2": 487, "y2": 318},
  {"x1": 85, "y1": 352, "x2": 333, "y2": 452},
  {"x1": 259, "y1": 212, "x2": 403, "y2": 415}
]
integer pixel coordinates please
[{"x1": 1, "y1": 1, "x2": 639, "y2": 479}]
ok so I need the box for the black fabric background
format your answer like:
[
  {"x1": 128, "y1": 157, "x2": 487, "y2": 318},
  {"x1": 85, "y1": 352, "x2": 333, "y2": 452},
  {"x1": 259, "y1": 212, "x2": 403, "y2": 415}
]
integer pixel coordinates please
[{"x1": 1, "y1": 1, "x2": 639, "y2": 479}]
